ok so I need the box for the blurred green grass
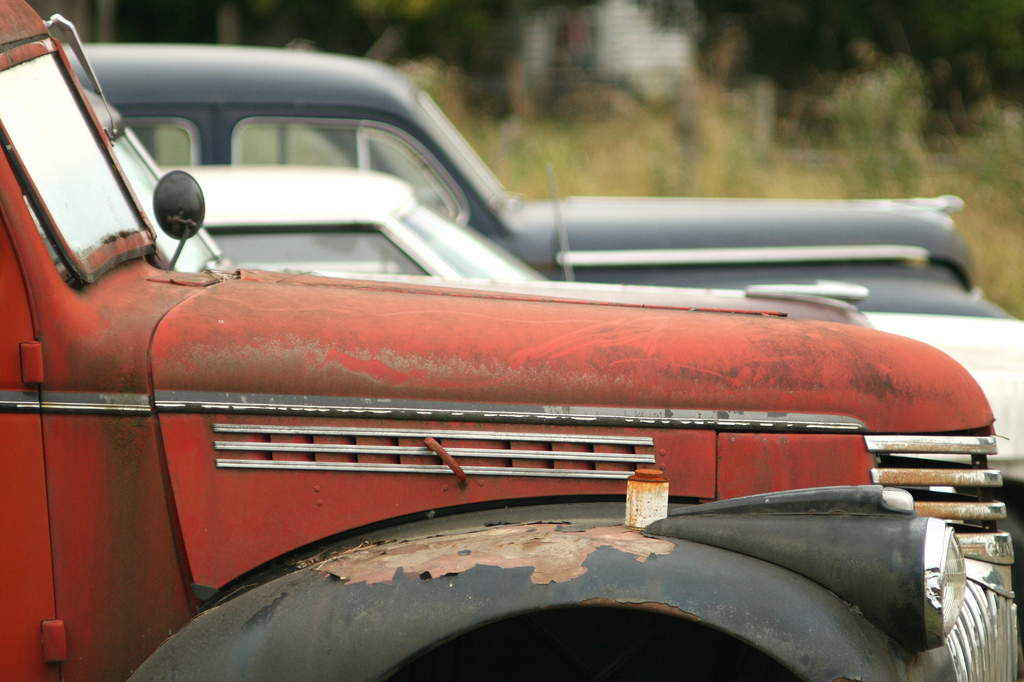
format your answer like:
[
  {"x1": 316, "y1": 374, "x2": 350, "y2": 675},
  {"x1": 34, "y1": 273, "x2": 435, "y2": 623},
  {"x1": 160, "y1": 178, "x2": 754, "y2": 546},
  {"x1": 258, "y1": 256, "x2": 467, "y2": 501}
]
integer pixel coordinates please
[{"x1": 409, "y1": 59, "x2": 1024, "y2": 318}]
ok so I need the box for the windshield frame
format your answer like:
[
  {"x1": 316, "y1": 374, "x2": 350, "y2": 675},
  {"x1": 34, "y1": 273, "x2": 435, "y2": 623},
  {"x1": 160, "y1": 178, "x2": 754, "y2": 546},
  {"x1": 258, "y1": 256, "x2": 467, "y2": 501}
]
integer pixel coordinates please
[
  {"x1": 395, "y1": 201, "x2": 543, "y2": 282},
  {"x1": 413, "y1": 91, "x2": 510, "y2": 209},
  {"x1": 0, "y1": 41, "x2": 154, "y2": 284}
]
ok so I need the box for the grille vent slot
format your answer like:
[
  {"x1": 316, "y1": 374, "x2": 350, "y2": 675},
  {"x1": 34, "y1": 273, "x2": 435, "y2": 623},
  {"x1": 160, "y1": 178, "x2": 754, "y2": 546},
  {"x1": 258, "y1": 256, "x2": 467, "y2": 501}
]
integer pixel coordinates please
[
  {"x1": 213, "y1": 424, "x2": 655, "y2": 480},
  {"x1": 867, "y1": 435, "x2": 1004, "y2": 532}
]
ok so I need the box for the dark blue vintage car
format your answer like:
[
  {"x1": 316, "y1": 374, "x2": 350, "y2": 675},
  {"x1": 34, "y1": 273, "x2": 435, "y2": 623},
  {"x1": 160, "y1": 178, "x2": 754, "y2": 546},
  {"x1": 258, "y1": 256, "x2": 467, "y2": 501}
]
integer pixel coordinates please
[{"x1": 80, "y1": 43, "x2": 1008, "y2": 318}]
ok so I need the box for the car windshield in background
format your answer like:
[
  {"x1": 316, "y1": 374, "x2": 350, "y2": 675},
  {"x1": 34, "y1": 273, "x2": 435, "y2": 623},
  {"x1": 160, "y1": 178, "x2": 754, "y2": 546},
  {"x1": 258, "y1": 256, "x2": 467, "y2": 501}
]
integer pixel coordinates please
[
  {"x1": 398, "y1": 203, "x2": 541, "y2": 281},
  {"x1": 0, "y1": 54, "x2": 149, "y2": 281},
  {"x1": 233, "y1": 117, "x2": 463, "y2": 221},
  {"x1": 210, "y1": 227, "x2": 428, "y2": 277}
]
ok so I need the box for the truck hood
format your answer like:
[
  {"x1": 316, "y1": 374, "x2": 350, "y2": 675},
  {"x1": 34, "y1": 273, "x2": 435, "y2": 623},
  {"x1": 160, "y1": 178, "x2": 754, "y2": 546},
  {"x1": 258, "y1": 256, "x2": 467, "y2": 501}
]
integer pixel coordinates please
[
  {"x1": 150, "y1": 271, "x2": 991, "y2": 434},
  {"x1": 867, "y1": 312, "x2": 1024, "y2": 462}
]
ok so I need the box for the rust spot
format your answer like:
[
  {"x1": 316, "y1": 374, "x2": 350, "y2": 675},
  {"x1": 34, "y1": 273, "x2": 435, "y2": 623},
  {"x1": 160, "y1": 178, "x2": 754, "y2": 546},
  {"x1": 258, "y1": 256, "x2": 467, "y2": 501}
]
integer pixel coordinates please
[
  {"x1": 318, "y1": 525, "x2": 674, "y2": 586},
  {"x1": 579, "y1": 598, "x2": 701, "y2": 622},
  {"x1": 424, "y1": 437, "x2": 467, "y2": 483}
]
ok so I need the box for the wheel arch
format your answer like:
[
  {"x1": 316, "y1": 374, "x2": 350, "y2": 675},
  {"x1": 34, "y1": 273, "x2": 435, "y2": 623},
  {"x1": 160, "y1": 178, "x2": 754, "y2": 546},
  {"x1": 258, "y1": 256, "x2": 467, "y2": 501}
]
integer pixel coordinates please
[{"x1": 130, "y1": 519, "x2": 952, "y2": 681}]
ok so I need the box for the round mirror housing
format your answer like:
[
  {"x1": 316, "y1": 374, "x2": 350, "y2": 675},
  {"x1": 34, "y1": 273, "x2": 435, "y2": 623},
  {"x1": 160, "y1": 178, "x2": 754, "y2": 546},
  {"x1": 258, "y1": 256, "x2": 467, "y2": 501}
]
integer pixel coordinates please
[{"x1": 153, "y1": 170, "x2": 205, "y2": 241}]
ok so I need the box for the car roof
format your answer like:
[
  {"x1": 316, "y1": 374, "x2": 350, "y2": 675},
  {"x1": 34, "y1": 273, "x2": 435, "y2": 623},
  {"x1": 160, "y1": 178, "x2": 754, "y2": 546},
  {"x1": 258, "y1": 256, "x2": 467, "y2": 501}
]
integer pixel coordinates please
[
  {"x1": 186, "y1": 166, "x2": 414, "y2": 225},
  {"x1": 84, "y1": 43, "x2": 418, "y2": 114}
]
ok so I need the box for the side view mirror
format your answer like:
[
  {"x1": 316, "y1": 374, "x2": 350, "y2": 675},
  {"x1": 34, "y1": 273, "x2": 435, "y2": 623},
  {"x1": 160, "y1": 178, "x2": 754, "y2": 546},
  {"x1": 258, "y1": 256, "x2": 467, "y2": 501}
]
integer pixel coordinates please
[{"x1": 153, "y1": 170, "x2": 205, "y2": 269}]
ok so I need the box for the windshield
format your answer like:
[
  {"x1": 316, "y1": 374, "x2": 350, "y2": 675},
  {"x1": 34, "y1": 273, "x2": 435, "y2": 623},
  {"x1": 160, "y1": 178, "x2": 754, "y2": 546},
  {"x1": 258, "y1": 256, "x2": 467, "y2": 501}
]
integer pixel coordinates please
[
  {"x1": 0, "y1": 53, "x2": 149, "y2": 281},
  {"x1": 414, "y1": 92, "x2": 510, "y2": 208},
  {"x1": 398, "y1": 203, "x2": 541, "y2": 281},
  {"x1": 209, "y1": 227, "x2": 429, "y2": 277}
]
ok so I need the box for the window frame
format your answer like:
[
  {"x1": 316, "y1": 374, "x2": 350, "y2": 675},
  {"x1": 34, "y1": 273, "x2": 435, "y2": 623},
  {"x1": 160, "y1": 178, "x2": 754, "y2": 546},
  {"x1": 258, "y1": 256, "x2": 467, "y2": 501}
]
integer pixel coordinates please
[
  {"x1": 230, "y1": 116, "x2": 469, "y2": 225},
  {"x1": 0, "y1": 41, "x2": 154, "y2": 285}
]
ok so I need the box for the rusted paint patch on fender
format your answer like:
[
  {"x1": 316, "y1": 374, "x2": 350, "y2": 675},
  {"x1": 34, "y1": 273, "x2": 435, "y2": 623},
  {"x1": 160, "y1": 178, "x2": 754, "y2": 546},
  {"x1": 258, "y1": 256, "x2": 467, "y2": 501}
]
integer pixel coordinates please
[
  {"x1": 318, "y1": 524, "x2": 674, "y2": 586},
  {"x1": 579, "y1": 597, "x2": 701, "y2": 622}
]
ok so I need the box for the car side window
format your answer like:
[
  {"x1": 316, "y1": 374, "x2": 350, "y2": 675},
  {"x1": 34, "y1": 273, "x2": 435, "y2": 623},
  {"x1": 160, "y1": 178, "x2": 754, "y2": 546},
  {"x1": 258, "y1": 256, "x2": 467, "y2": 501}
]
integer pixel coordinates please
[
  {"x1": 363, "y1": 128, "x2": 453, "y2": 219},
  {"x1": 232, "y1": 118, "x2": 463, "y2": 222},
  {"x1": 236, "y1": 122, "x2": 358, "y2": 166},
  {"x1": 125, "y1": 118, "x2": 199, "y2": 166}
]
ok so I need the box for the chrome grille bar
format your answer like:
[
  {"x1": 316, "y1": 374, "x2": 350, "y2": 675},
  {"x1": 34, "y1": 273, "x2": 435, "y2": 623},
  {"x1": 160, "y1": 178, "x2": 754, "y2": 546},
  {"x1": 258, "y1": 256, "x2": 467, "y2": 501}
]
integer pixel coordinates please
[
  {"x1": 872, "y1": 468, "x2": 1002, "y2": 487},
  {"x1": 914, "y1": 501, "x2": 1007, "y2": 522},
  {"x1": 214, "y1": 441, "x2": 655, "y2": 464},
  {"x1": 947, "y1": 579, "x2": 1018, "y2": 682},
  {"x1": 213, "y1": 423, "x2": 653, "y2": 480},
  {"x1": 866, "y1": 435, "x2": 1004, "y2": 529},
  {"x1": 958, "y1": 533, "x2": 1015, "y2": 565},
  {"x1": 865, "y1": 435, "x2": 998, "y2": 455},
  {"x1": 213, "y1": 423, "x2": 654, "y2": 446},
  {"x1": 215, "y1": 459, "x2": 637, "y2": 480}
]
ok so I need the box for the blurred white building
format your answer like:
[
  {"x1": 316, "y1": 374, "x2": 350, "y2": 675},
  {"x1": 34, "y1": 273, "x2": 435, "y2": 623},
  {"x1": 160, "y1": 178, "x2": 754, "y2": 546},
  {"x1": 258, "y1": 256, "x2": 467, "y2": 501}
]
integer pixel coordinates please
[{"x1": 521, "y1": 0, "x2": 695, "y2": 102}]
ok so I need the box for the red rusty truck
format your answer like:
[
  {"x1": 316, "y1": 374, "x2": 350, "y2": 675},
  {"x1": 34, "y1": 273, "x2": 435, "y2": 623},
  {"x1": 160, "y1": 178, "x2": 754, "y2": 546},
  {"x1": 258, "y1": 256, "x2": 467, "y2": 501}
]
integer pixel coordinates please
[{"x1": 0, "y1": 3, "x2": 1017, "y2": 680}]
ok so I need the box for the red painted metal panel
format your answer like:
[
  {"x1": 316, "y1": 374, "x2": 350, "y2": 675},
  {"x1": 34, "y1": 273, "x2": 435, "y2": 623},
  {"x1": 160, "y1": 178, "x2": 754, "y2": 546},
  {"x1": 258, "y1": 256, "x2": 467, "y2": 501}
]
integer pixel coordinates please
[
  {"x1": 160, "y1": 413, "x2": 718, "y2": 588},
  {"x1": 42, "y1": 414, "x2": 193, "y2": 681},
  {"x1": 0, "y1": 2, "x2": 46, "y2": 51},
  {"x1": 0, "y1": 124, "x2": 55, "y2": 681},
  {"x1": 150, "y1": 275, "x2": 992, "y2": 435},
  {"x1": 0, "y1": 415, "x2": 59, "y2": 682},
  {"x1": 1, "y1": 141, "x2": 203, "y2": 677},
  {"x1": 716, "y1": 433, "x2": 876, "y2": 499}
]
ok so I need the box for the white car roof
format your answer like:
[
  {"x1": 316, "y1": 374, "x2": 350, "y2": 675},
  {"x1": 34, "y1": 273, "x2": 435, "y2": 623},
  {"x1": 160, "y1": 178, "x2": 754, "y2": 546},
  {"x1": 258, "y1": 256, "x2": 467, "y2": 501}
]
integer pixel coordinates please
[{"x1": 185, "y1": 166, "x2": 414, "y2": 225}]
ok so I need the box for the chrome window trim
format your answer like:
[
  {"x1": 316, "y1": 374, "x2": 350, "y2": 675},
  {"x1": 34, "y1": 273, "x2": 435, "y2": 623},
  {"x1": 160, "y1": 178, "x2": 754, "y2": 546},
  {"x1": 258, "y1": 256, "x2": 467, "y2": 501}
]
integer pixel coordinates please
[
  {"x1": 558, "y1": 244, "x2": 932, "y2": 268},
  {"x1": 380, "y1": 199, "x2": 464, "y2": 278},
  {"x1": 229, "y1": 116, "x2": 469, "y2": 224},
  {"x1": 414, "y1": 90, "x2": 508, "y2": 204}
]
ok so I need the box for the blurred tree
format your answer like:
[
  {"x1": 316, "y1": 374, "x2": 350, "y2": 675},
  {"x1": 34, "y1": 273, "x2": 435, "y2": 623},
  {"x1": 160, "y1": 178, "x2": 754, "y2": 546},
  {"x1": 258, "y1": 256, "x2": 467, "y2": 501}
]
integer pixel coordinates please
[
  {"x1": 693, "y1": 0, "x2": 1024, "y2": 94},
  {"x1": 113, "y1": 0, "x2": 545, "y2": 74}
]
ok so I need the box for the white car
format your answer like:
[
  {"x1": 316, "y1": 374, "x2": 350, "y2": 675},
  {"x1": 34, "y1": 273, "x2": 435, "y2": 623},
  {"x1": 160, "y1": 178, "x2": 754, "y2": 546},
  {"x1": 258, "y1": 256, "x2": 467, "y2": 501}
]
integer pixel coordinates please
[{"x1": 187, "y1": 165, "x2": 874, "y2": 324}]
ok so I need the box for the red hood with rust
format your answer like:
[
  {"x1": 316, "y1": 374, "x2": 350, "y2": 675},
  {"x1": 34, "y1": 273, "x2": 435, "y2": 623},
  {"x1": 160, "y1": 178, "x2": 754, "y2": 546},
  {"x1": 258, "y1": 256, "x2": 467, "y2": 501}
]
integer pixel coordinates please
[{"x1": 151, "y1": 272, "x2": 991, "y2": 434}]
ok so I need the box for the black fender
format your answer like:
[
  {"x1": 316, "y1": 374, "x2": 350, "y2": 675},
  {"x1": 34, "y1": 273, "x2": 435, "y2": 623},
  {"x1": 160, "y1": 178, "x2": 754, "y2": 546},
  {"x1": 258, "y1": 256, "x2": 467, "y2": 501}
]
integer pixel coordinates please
[{"x1": 131, "y1": 520, "x2": 953, "y2": 681}]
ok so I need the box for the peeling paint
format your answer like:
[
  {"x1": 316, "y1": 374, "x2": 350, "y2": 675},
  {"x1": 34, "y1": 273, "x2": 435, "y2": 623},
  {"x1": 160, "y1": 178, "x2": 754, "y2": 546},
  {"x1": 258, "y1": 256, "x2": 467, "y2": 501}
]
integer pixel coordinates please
[
  {"x1": 579, "y1": 597, "x2": 701, "y2": 622},
  {"x1": 318, "y1": 524, "x2": 674, "y2": 585}
]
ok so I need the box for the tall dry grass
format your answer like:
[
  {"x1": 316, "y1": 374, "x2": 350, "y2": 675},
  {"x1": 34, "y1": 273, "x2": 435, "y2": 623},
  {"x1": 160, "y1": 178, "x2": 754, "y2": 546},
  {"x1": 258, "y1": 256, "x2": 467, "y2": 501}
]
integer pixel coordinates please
[{"x1": 407, "y1": 58, "x2": 1024, "y2": 318}]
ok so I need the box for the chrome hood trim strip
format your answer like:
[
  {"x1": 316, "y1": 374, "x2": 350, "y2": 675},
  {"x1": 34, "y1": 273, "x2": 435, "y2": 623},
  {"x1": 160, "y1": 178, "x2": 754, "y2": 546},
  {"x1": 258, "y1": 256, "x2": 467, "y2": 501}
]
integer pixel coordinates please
[
  {"x1": 40, "y1": 391, "x2": 152, "y2": 414},
  {"x1": 559, "y1": 244, "x2": 931, "y2": 268},
  {"x1": 0, "y1": 389, "x2": 40, "y2": 411},
  {"x1": 155, "y1": 391, "x2": 867, "y2": 432}
]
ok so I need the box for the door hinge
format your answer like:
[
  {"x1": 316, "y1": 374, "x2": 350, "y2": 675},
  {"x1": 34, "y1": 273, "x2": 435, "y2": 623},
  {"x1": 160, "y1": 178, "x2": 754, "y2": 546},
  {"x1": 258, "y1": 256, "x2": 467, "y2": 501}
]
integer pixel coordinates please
[
  {"x1": 41, "y1": 619, "x2": 66, "y2": 663},
  {"x1": 20, "y1": 341, "x2": 43, "y2": 386}
]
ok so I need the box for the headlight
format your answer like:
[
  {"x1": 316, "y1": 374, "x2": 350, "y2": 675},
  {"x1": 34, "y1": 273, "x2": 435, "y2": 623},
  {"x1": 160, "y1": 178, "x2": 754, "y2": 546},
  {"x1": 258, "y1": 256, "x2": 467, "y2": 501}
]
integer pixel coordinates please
[
  {"x1": 924, "y1": 518, "x2": 967, "y2": 638},
  {"x1": 646, "y1": 485, "x2": 968, "y2": 651}
]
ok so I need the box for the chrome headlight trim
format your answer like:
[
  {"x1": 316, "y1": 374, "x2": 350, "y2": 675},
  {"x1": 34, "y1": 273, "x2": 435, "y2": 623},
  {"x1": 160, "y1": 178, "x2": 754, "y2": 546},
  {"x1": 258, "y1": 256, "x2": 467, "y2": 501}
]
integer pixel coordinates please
[{"x1": 924, "y1": 518, "x2": 968, "y2": 639}]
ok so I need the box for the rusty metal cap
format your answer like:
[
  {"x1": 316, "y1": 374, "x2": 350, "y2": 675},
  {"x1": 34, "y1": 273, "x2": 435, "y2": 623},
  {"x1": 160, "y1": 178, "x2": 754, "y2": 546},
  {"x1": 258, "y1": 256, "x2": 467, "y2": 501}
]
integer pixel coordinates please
[{"x1": 630, "y1": 468, "x2": 667, "y2": 482}]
